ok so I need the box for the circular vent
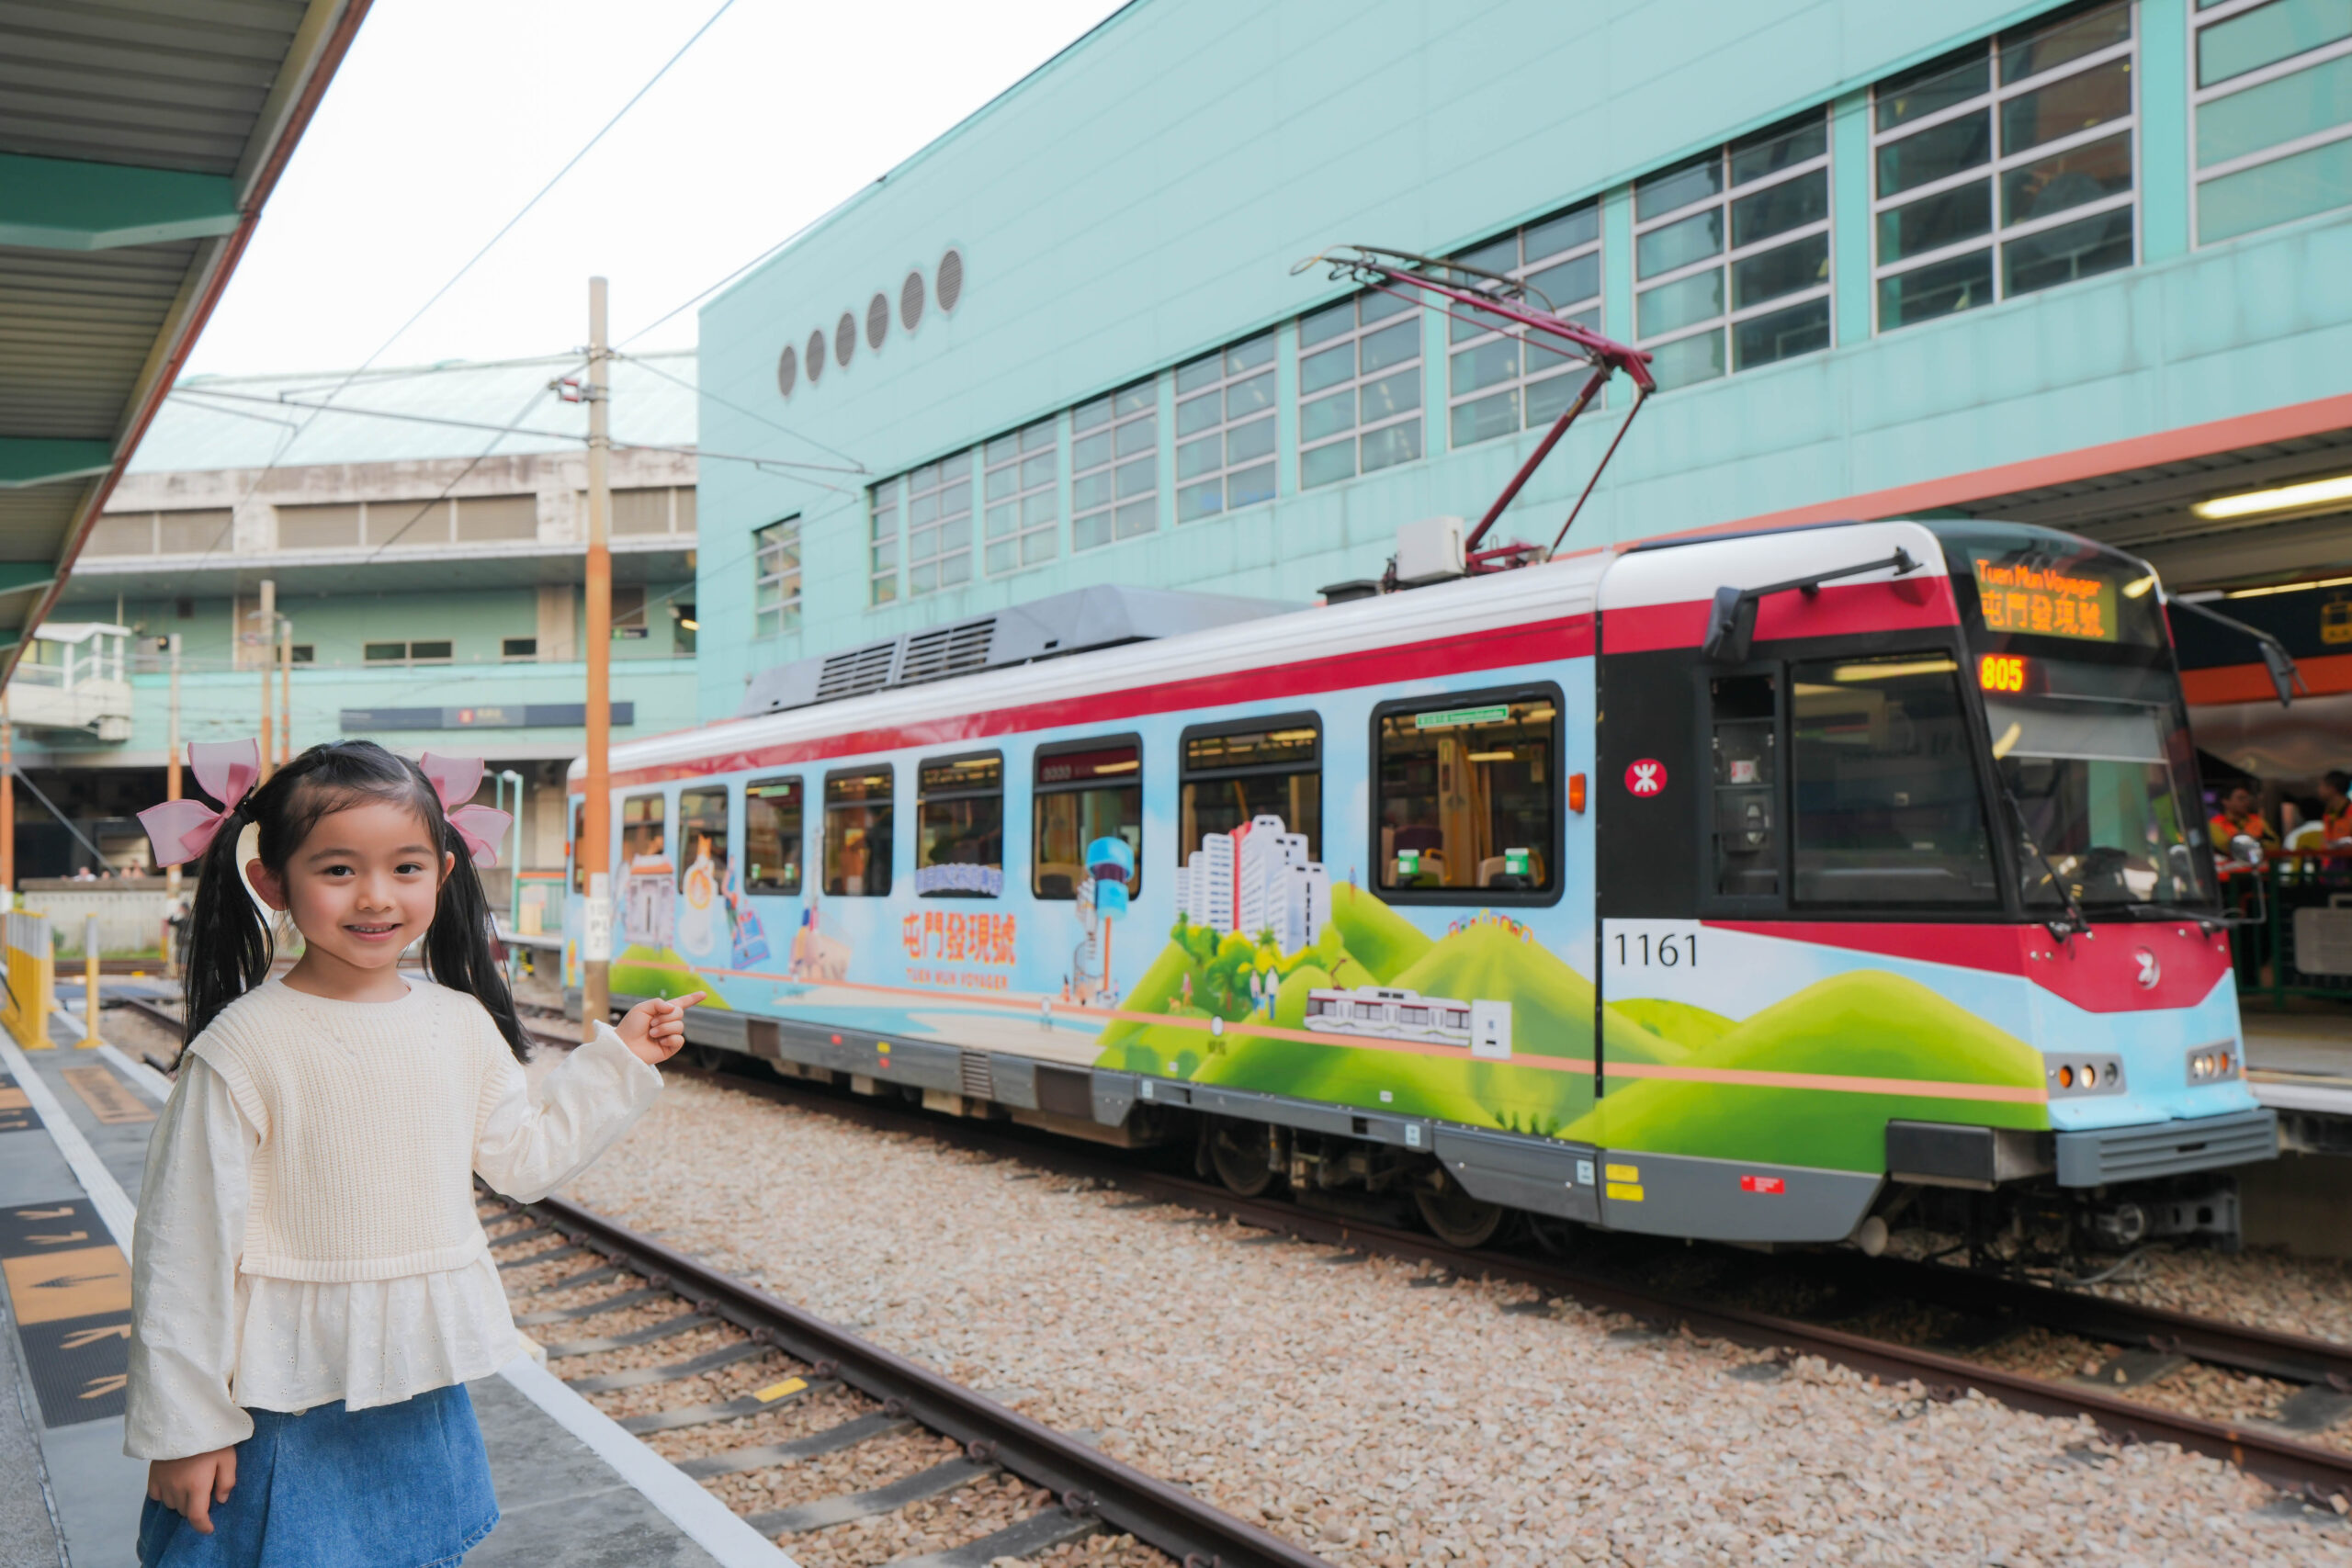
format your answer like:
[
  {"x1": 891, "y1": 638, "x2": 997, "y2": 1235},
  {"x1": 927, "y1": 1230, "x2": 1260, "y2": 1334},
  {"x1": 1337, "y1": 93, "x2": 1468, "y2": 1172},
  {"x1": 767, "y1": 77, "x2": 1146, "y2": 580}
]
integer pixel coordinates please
[
  {"x1": 935, "y1": 247, "x2": 964, "y2": 312},
  {"x1": 835, "y1": 311, "x2": 855, "y2": 367},
  {"x1": 775, "y1": 344, "x2": 797, "y2": 398},
  {"x1": 865, "y1": 292, "x2": 888, "y2": 350},
  {"x1": 899, "y1": 270, "x2": 924, "y2": 331},
  {"x1": 804, "y1": 330, "x2": 825, "y2": 384}
]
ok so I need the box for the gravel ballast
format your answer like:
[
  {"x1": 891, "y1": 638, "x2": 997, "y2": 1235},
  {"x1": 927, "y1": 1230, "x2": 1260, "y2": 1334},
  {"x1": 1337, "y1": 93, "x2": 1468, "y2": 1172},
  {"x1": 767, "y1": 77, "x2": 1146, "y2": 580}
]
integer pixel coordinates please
[{"x1": 543, "y1": 1071, "x2": 2352, "y2": 1565}]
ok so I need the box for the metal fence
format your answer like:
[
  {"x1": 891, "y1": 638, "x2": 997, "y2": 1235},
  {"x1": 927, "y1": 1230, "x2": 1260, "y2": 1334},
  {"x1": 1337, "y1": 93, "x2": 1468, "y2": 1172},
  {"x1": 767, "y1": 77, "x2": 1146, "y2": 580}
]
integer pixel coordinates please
[{"x1": 2223, "y1": 854, "x2": 2352, "y2": 1005}]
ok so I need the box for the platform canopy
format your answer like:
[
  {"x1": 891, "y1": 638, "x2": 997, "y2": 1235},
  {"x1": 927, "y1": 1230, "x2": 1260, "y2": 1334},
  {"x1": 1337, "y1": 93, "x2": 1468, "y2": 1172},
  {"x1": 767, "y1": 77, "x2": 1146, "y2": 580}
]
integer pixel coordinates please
[{"x1": 0, "y1": 0, "x2": 369, "y2": 679}]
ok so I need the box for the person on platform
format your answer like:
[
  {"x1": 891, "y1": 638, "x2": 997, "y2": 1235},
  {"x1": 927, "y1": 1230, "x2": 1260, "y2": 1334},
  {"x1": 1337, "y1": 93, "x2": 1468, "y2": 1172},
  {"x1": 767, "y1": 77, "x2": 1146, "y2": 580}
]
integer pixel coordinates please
[
  {"x1": 2321, "y1": 771, "x2": 2352, "y2": 846},
  {"x1": 124, "y1": 739, "x2": 697, "y2": 1567},
  {"x1": 2209, "y1": 783, "x2": 2279, "y2": 855}
]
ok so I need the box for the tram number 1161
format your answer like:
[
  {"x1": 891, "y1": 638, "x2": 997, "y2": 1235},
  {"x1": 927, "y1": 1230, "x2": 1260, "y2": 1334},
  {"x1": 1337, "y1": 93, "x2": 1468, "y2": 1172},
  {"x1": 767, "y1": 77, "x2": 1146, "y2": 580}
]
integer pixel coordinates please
[{"x1": 1613, "y1": 931, "x2": 1697, "y2": 967}]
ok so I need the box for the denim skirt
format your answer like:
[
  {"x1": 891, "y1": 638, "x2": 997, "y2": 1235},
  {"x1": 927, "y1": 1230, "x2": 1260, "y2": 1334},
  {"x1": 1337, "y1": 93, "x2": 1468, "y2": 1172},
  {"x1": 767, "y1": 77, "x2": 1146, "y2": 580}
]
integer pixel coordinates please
[{"x1": 139, "y1": 1382, "x2": 500, "y2": 1568}]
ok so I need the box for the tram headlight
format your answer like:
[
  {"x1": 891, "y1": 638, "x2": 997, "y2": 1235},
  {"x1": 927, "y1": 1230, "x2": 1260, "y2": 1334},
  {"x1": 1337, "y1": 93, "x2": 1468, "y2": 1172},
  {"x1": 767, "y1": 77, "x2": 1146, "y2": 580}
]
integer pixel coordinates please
[
  {"x1": 2185, "y1": 1042, "x2": 2242, "y2": 1083},
  {"x1": 2045, "y1": 1055, "x2": 2126, "y2": 1096}
]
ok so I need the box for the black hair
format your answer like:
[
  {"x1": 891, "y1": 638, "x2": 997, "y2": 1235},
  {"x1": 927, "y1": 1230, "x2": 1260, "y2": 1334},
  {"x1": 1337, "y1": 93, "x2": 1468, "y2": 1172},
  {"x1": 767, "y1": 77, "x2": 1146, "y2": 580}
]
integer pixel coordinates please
[
  {"x1": 2326, "y1": 770, "x2": 2351, "y2": 795},
  {"x1": 183, "y1": 739, "x2": 526, "y2": 1059}
]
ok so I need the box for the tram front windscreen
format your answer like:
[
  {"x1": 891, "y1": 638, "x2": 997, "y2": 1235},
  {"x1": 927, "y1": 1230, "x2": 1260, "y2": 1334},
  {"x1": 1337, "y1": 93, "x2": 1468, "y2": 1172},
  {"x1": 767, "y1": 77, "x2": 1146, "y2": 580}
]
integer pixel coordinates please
[{"x1": 1943, "y1": 526, "x2": 2216, "y2": 915}]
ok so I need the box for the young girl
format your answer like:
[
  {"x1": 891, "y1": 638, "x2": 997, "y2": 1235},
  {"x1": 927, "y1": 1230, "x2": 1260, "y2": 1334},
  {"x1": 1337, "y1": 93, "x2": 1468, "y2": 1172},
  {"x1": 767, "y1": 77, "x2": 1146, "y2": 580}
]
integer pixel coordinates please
[{"x1": 126, "y1": 739, "x2": 699, "y2": 1567}]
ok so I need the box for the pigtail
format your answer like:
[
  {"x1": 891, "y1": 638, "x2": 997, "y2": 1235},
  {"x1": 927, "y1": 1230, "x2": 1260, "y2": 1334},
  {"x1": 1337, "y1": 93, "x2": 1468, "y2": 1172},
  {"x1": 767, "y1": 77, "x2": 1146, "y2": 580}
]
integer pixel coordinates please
[
  {"x1": 183, "y1": 800, "x2": 273, "y2": 1042},
  {"x1": 422, "y1": 826, "x2": 528, "y2": 1063}
]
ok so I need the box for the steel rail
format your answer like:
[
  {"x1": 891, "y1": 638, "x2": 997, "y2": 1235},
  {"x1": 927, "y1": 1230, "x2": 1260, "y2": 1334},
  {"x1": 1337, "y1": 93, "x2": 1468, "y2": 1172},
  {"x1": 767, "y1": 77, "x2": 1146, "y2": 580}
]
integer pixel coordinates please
[
  {"x1": 515, "y1": 1190, "x2": 1329, "y2": 1568},
  {"x1": 640, "y1": 1055, "x2": 2352, "y2": 1504}
]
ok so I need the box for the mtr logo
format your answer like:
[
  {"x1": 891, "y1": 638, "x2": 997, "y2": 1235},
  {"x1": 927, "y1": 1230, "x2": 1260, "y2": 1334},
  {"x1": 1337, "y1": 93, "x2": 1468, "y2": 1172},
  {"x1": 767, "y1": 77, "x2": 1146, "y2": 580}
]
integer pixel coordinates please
[{"x1": 1624, "y1": 759, "x2": 1668, "y2": 797}]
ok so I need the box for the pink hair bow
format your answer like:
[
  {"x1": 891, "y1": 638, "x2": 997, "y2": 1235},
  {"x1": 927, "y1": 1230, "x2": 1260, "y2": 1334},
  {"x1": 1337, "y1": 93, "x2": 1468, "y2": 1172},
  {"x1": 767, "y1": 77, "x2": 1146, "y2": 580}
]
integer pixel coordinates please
[
  {"x1": 136, "y1": 739, "x2": 262, "y2": 867},
  {"x1": 418, "y1": 752, "x2": 513, "y2": 868}
]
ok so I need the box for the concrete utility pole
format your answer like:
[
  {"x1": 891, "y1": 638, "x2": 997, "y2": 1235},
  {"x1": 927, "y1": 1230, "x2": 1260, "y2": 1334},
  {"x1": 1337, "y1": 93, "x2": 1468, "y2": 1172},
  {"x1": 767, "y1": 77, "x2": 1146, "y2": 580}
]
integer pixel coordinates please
[
  {"x1": 255, "y1": 579, "x2": 276, "y2": 783},
  {"x1": 278, "y1": 615, "x2": 293, "y2": 765},
  {"x1": 581, "y1": 276, "x2": 614, "y2": 1041}
]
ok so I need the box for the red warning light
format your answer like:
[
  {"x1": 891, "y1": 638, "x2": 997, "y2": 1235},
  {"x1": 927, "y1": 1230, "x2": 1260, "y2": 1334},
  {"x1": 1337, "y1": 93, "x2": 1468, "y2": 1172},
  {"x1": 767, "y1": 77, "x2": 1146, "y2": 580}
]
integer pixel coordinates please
[
  {"x1": 1977, "y1": 653, "x2": 2033, "y2": 694},
  {"x1": 1739, "y1": 1175, "x2": 1785, "y2": 1195}
]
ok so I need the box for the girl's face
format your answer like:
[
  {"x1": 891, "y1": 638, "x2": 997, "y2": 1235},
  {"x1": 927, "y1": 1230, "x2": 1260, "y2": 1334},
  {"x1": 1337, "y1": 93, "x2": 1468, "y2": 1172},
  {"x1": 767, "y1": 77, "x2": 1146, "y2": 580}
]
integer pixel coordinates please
[{"x1": 249, "y1": 797, "x2": 453, "y2": 972}]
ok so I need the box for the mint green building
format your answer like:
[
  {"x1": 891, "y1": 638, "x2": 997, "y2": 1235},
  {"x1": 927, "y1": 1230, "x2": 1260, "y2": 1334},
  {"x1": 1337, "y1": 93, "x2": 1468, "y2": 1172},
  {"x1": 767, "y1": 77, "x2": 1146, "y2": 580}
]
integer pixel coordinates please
[{"x1": 693, "y1": 0, "x2": 2352, "y2": 766}]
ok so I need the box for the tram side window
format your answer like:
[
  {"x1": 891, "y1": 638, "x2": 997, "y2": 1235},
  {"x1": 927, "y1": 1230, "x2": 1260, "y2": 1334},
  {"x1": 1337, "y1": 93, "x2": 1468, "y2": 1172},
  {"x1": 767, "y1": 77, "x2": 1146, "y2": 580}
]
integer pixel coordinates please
[
  {"x1": 1181, "y1": 718, "x2": 1319, "y2": 862},
  {"x1": 620, "y1": 794, "x2": 666, "y2": 869},
  {"x1": 1790, "y1": 654, "x2": 1996, "y2": 907},
  {"x1": 1710, "y1": 674, "x2": 1779, "y2": 898},
  {"x1": 1375, "y1": 694, "x2": 1555, "y2": 894},
  {"x1": 917, "y1": 752, "x2": 1003, "y2": 897},
  {"x1": 824, "y1": 768, "x2": 894, "y2": 897},
  {"x1": 569, "y1": 799, "x2": 587, "y2": 893},
  {"x1": 744, "y1": 777, "x2": 803, "y2": 896},
  {"x1": 677, "y1": 786, "x2": 729, "y2": 895},
  {"x1": 1035, "y1": 739, "x2": 1141, "y2": 899}
]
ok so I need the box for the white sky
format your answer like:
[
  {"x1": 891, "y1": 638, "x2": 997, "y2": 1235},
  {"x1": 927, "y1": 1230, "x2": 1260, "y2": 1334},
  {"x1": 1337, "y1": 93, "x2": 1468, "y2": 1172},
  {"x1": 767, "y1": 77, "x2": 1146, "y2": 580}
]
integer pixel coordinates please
[{"x1": 187, "y1": 0, "x2": 1127, "y2": 378}]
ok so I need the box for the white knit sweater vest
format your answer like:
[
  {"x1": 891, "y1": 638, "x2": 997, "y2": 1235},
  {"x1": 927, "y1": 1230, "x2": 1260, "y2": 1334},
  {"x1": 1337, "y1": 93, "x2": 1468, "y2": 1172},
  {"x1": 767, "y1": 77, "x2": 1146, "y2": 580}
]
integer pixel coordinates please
[{"x1": 187, "y1": 977, "x2": 509, "y2": 1283}]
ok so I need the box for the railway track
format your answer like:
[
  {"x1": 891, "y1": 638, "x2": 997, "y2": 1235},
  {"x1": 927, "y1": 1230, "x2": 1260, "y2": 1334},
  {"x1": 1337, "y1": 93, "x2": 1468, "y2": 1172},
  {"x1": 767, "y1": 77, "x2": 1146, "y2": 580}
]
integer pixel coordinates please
[
  {"x1": 483, "y1": 1190, "x2": 1324, "y2": 1566},
  {"x1": 557, "y1": 1030, "x2": 2352, "y2": 1508}
]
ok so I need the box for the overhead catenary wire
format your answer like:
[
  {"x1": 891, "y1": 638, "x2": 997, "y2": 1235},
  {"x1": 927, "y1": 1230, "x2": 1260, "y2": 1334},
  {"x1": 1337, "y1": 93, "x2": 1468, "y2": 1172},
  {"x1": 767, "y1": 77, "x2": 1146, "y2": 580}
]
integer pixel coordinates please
[{"x1": 611, "y1": 351, "x2": 864, "y2": 470}]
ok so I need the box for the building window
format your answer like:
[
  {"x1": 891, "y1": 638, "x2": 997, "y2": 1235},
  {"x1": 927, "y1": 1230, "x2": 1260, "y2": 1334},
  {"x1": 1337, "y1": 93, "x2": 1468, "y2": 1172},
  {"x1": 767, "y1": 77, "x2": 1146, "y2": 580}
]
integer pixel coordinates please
[
  {"x1": 2192, "y1": 0, "x2": 2352, "y2": 244},
  {"x1": 673, "y1": 604, "x2": 696, "y2": 657},
  {"x1": 744, "y1": 777, "x2": 803, "y2": 896},
  {"x1": 904, "y1": 454, "x2": 973, "y2": 597},
  {"x1": 1298, "y1": 292, "x2": 1423, "y2": 489},
  {"x1": 501, "y1": 637, "x2": 537, "y2": 661},
  {"x1": 1173, "y1": 333, "x2": 1276, "y2": 522},
  {"x1": 362, "y1": 640, "x2": 454, "y2": 666},
  {"x1": 1634, "y1": 109, "x2": 1834, "y2": 390},
  {"x1": 823, "y1": 767, "x2": 893, "y2": 896},
  {"x1": 1034, "y1": 738, "x2": 1141, "y2": 899},
  {"x1": 1871, "y1": 1, "x2": 2137, "y2": 331},
  {"x1": 1446, "y1": 203, "x2": 1602, "y2": 447},
  {"x1": 982, "y1": 421, "x2": 1057, "y2": 576},
  {"x1": 754, "y1": 516, "x2": 802, "y2": 637},
  {"x1": 1072, "y1": 381, "x2": 1157, "y2": 551},
  {"x1": 867, "y1": 481, "x2": 899, "y2": 605},
  {"x1": 289, "y1": 645, "x2": 314, "y2": 664},
  {"x1": 916, "y1": 752, "x2": 1003, "y2": 896},
  {"x1": 1374, "y1": 689, "x2": 1559, "y2": 899}
]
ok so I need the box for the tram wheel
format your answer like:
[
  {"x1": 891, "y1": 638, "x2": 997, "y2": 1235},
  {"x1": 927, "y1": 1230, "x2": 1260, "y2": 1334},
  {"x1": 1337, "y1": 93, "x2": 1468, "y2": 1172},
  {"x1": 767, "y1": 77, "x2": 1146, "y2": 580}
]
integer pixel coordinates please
[
  {"x1": 688, "y1": 1043, "x2": 727, "y2": 1072},
  {"x1": 1414, "y1": 1169, "x2": 1509, "y2": 1249},
  {"x1": 1525, "y1": 1213, "x2": 1580, "y2": 1257},
  {"x1": 1208, "y1": 1119, "x2": 1279, "y2": 1197}
]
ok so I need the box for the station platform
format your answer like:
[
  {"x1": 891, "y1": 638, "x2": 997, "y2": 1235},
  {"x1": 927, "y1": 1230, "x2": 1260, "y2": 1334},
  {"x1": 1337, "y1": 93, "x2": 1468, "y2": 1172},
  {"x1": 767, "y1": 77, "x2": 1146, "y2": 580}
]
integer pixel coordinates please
[
  {"x1": 0, "y1": 1001, "x2": 791, "y2": 1568},
  {"x1": 2243, "y1": 1009, "x2": 2352, "y2": 1139}
]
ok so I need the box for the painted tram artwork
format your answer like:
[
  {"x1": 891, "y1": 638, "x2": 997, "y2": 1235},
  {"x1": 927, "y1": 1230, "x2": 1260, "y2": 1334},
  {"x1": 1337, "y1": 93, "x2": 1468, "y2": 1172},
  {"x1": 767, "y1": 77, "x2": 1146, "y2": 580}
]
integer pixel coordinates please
[{"x1": 563, "y1": 521, "x2": 2278, "y2": 1251}]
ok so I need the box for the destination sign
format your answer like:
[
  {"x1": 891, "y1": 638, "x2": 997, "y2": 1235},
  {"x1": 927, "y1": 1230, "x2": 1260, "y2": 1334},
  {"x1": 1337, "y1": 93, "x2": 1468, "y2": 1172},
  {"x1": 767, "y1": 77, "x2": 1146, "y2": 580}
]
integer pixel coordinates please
[{"x1": 1970, "y1": 556, "x2": 2119, "y2": 643}]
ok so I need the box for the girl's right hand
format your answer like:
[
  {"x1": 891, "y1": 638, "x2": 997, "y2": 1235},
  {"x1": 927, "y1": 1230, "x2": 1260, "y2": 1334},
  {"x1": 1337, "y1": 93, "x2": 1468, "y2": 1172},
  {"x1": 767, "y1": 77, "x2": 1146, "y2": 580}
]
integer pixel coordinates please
[
  {"x1": 150, "y1": 1448, "x2": 237, "y2": 1532},
  {"x1": 617, "y1": 992, "x2": 704, "y2": 1065}
]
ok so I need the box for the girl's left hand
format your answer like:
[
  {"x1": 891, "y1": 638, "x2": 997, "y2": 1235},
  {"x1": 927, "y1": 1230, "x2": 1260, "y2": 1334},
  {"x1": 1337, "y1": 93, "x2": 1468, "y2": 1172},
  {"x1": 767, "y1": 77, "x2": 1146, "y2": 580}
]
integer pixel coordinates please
[{"x1": 617, "y1": 993, "x2": 704, "y2": 1065}]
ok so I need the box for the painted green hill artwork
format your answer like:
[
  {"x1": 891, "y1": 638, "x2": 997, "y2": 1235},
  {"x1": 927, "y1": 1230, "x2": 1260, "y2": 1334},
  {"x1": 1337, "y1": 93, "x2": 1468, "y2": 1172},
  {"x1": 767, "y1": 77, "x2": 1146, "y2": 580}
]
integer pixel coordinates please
[
  {"x1": 1093, "y1": 886, "x2": 2042, "y2": 1164},
  {"x1": 1573, "y1": 970, "x2": 2045, "y2": 1171},
  {"x1": 1097, "y1": 886, "x2": 1671, "y2": 1132},
  {"x1": 611, "y1": 944, "x2": 736, "y2": 1007}
]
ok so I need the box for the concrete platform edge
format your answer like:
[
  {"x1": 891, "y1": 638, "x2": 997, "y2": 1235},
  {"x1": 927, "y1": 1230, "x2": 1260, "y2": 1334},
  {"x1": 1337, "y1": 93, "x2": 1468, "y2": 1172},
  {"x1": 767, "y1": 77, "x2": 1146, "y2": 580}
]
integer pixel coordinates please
[
  {"x1": 494, "y1": 1354, "x2": 798, "y2": 1568},
  {"x1": 0, "y1": 1032, "x2": 136, "y2": 1252}
]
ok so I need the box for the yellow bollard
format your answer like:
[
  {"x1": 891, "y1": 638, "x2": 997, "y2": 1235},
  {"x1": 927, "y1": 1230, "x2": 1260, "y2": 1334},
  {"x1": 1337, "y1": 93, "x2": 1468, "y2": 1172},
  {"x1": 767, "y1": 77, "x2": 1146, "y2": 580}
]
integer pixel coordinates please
[
  {"x1": 80, "y1": 914, "x2": 100, "y2": 1049},
  {"x1": 6, "y1": 914, "x2": 52, "y2": 1051}
]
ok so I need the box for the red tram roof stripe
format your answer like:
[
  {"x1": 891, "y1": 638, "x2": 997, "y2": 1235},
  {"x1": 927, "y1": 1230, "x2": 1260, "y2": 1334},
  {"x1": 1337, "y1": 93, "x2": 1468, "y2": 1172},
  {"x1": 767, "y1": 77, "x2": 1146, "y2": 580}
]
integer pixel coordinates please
[
  {"x1": 605, "y1": 610, "x2": 1596, "y2": 787},
  {"x1": 1604, "y1": 576, "x2": 1960, "y2": 654}
]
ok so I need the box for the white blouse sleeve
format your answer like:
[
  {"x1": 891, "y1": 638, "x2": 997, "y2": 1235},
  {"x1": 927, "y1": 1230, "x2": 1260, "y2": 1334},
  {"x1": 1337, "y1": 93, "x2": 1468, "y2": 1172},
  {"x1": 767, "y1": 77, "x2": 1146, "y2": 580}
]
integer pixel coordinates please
[
  {"x1": 473, "y1": 1021, "x2": 663, "y2": 1203},
  {"x1": 125, "y1": 1055, "x2": 257, "y2": 1461}
]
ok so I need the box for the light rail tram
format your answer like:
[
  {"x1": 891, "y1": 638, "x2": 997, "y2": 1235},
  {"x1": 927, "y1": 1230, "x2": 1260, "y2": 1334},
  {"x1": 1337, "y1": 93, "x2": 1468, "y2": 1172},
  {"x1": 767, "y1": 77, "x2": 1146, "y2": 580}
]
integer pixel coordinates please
[{"x1": 564, "y1": 517, "x2": 2280, "y2": 1254}]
